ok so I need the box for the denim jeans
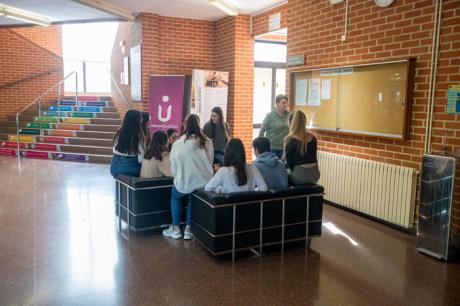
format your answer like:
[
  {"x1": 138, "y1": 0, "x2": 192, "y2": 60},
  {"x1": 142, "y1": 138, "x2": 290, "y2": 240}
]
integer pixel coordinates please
[
  {"x1": 171, "y1": 186, "x2": 192, "y2": 226},
  {"x1": 270, "y1": 148, "x2": 283, "y2": 160},
  {"x1": 110, "y1": 155, "x2": 141, "y2": 177},
  {"x1": 213, "y1": 150, "x2": 225, "y2": 165}
]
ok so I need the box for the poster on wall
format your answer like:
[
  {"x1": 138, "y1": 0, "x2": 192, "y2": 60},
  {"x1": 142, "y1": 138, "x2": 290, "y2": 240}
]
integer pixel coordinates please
[
  {"x1": 191, "y1": 70, "x2": 229, "y2": 126},
  {"x1": 130, "y1": 45, "x2": 142, "y2": 101},
  {"x1": 149, "y1": 75, "x2": 185, "y2": 133}
]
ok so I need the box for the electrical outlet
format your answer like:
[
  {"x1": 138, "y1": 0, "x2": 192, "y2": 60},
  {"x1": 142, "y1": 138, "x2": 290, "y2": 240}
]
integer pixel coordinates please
[{"x1": 341, "y1": 34, "x2": 346, "y2": 42}]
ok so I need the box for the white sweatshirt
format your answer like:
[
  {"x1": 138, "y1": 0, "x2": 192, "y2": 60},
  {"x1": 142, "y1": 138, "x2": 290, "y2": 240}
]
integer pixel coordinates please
[
  {"x1": 170, "y1": 135, "x2": 214, "y2": 194},
  {"x1": 205, "y1": 164, "x2": 268, "y2": 194}
]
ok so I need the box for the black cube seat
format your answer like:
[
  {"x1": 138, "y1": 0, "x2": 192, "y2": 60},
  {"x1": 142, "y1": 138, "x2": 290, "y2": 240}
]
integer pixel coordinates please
[
  {"x1": 115, "y1": 175, "x2": 185, "y2": 231},
  {"x1": 190, "y1": 184, "x2": 324, "y2": 256}
]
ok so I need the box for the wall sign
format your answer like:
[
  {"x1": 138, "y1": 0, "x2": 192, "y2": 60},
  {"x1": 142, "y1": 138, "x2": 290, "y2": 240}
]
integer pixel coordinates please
[
  {"x1": 268, "y1": 13, "x2": 281, "y2": 32},
  {"x1": 130, "y1": 45, "x2": 142, "y2": 101},
  {"x1": 446, "y1": 84, "x2": 460, "y2": 114},
  {"x1": 287, "y1": 54, "x2": 305, "y2": 66}
]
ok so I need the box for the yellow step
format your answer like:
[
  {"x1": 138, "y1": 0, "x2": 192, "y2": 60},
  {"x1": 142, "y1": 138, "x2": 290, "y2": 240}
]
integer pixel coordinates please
[
  {"x1": 63, "y1": 117, "x2": 90, "y2": 124},
  {"x1": 8, "y1": 135, "x2": 36, "y2": 142}
]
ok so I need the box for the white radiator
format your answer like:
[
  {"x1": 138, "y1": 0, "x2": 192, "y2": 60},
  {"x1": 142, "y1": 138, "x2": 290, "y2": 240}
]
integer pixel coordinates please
[{"x1": 318, "y1": 151, "x2": 418, "y2": 228}]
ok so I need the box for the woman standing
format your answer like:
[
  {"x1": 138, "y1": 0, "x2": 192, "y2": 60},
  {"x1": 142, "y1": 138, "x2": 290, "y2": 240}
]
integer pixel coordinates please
[
  {"x1": 284, "y1": 110, "x2": 320, "y2": 185},
  {"x1": 259, "y1": 94, "x2": 290, "y2": 159},
  {"x1": 166, "y1": 128, "x2": 179, "y2": 152},
  {"x1": 163, "y1": 114, "x2": 214, "y2": 240},
  {"x1": 110, "y1": 109, "x2": 144, "y2": 177},
  {"x1": 205, "y1": 138, "x2": 267, "y2": 194},
  {"x1": 140, "y1": 130, "x2": 172, "y2": 178},
  {"x1": 203, "y1": 106, "x2": 231, "y2": 165}
]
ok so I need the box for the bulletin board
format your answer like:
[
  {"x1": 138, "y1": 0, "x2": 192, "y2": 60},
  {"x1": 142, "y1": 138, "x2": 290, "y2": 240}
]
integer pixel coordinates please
[{"x1": 291, "y1": 59, "x2": 415, "y2": 139}]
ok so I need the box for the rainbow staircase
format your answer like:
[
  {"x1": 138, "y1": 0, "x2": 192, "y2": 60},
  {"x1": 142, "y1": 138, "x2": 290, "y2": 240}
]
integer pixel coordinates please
[{"x1": 0, "y1": 96, "x2": 119, "y2": 164}]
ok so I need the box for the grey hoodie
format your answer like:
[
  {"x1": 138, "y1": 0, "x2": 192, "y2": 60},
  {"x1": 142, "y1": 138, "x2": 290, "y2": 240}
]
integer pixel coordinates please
[{"x1": 253, "y1": 152, "x2": 288, "y2": 189}]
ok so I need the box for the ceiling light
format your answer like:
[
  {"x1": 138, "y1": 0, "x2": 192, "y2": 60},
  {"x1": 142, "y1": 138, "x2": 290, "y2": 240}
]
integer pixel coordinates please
[
  {"x1": 72, "y1": 0, "x2": 135, "y2": 21},
  {"x1": 0, "y1": 4, "x2": 51, "y2": 26},
  {"x1": 209, "y1": 0, "x2": 238, "y2": 16}
]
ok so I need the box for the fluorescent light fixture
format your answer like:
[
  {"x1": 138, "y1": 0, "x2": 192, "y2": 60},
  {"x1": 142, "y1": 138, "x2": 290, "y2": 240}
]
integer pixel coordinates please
[
  {"x1": 0, "y1": 4, "x2": 51, "y2": 26},
  {"x1": 329, "y1": 0, "x2": 344, "y2": 4},
  {"x1": 72, "y1": 0, "x2": 135, "y2": 21},
  {"x1": 209, "y1": 0, "x2": 238, "y2": 16}
]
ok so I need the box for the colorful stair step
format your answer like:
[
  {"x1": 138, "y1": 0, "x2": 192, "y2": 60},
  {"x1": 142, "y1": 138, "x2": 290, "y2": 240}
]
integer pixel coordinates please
[
  {"x1": 63, "y1": 117, "x2": 90, "y2": 124},
  {"x1": 34, "y1": 116, "x2": 59, "y2": 123},
  {"x1": 69, "y1": 112, "x2": 94, "y2": 118},
  {"x1": 29, "y1": 143, "x2": 59, "y2": 151},
  {"x1": 60, "y1": 101, "x2": 108, "y2": 107},
  {"x1": 55, "y1": 153, "x2": 89, "y2": 162},
  {"x1": 38, "y1": 136, "x2": 69, "y2": 144},
  {"x1": 43, "y1": 111, "x2": 59, "y2": 117},
  {"x1": 26, "y1": 122, "x2": 53, "y2": 129},
  {"x1": 49, "y1": 106, "x2": 73, "y2": 111},
  {"x1": 46, "y1": 130, "x2": 76, "y2": 137},
  {"x1": 57, "y1": 124, "x2": 82, "y2": 131},
  {"x1": 77, "y1": 96, "x2": 99, "y2": 101},
  {"x1": 1, "y1": 141, "x2": 25, "y2": 149},
  {"x1": 19, "y1": 128, "x2": 41, "y2": 135},
  {"x1": 8, "y1": 135, "x2": 35, "y2": 142},
  {"x1": 76, "y1": 106, "x2": 101, "y2": 112},
  {"x1": 0, "y1": 148, "x2": 16, "y2": 156},
  {"x1": 22, "y1": 150, "x2": 51, "y2": 159}
]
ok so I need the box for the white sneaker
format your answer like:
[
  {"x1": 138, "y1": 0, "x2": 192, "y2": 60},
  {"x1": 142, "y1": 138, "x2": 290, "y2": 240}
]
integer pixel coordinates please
[
  {"x1": 163, "y1": 225, "x2": 182, "y2": 239},
  {"x1": 184, "y1": 225, "x2": 193, "y2": 240}
]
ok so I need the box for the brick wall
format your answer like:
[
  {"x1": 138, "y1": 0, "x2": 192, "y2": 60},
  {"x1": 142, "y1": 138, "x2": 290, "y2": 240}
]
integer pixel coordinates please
[
  {"x1": 252, "y1": 4, "x2": 288, "y2": 37},
  {"x1": 0, "y1": 26, "x2": 63, "y2": 120},
  {"x1": 287, "y1": 0, "x2": 460, "y2": 231}
]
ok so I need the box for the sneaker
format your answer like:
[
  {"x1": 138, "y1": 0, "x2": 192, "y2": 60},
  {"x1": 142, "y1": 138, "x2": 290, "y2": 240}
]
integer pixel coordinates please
[
  {"x1": 184, "y1": 225, "x2": 193, "y2": 240},
  {"x1": 163, "y1": 225, "x2": 182, "y2": 239}
]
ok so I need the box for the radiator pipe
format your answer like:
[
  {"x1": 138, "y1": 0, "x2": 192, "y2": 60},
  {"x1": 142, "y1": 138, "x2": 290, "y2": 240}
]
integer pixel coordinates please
[{"x1": 424, "y1": 0, "x2": 443, "y2": 154}]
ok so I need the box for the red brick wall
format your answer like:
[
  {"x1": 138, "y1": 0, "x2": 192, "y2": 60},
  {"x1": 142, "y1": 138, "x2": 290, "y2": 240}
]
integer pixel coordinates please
[
  {"x1": 287, "y1": 0, "x2": 460, "y2": 231},
  {"x1": 110, "y1": 19, "x2": 142, "y2": 115},
  {"x1": 0, "y1": 27, "x2": 63, "y2": 120},
  {"x1": 215, "y1": 15, "x2": 254, "y2": 157},
  {"x1": 252, "y1": 4, "x2": 288, "y2": 37}
]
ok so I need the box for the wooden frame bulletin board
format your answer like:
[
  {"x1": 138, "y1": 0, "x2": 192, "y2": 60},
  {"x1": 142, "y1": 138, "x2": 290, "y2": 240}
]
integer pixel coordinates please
[{"x1": 290, "y1": 58, "x2": 415, "y2": 140}]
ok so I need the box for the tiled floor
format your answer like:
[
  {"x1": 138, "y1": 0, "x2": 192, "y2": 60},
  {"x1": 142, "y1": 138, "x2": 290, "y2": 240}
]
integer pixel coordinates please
[{"x1": 1, "y1": 156, "x2": 459, "y2": 306}]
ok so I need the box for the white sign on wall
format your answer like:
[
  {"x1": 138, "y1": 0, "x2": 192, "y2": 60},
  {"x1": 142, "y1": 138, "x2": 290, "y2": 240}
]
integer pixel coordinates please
[{"x1": 268, "y1": 13, "x2": 281, "y2": 32}]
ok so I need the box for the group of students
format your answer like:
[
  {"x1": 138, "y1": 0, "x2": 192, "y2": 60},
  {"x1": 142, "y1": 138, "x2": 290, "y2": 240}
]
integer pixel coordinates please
[{"x1": 109, "y1": 97, "x2": 319, "y2": 240}]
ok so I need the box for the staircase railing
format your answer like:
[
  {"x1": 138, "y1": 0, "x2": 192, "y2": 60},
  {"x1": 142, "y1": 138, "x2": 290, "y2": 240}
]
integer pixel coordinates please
[
  {"x1": 15, "y1": 71, "x2": 79, "y2": 157},
  {"x1": 108, "y1": 68, "x2": 132, "y2": 111}
]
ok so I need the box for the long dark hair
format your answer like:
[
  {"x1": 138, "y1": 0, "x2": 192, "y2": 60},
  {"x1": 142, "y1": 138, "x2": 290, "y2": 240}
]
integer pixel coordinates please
[
  {"x1": 141, "y1": 111, "x2": 151, "y2": 144},
  {"x1": 209, "y1": 106, "x2": 230, "y2": 141},
  {"x1": 224, "y1": 138, "x2": 247, "y2": 186},
  {"x1": 114, "y1": 109, "x2": 142, "y2": 154},
  {"x1": 145, "y1": 130, "x2": 168, "y2": 161},
  {"x1": 184, "y1": 114, "x2": 208, "y2": 149}
]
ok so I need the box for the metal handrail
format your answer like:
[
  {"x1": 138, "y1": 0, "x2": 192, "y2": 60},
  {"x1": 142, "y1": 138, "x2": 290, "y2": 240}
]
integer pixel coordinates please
[
  {"x1": 107, "y1": 68, "x2": 132, "y2": 110},
  {"x1": 15, "y1": 71, "x2": 78, "y2": 157}
]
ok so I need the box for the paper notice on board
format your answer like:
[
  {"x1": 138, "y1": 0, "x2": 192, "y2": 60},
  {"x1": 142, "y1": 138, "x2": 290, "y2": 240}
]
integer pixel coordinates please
[
  {"x1": 295, "y1": 79, "x2": 308, "y2": 105},
  {"x1": 307, "y1": 78, "x2": 321, "y2": 106},
  {"x1": 321, "y1": 79, "x2": 331, "y2": 100}
]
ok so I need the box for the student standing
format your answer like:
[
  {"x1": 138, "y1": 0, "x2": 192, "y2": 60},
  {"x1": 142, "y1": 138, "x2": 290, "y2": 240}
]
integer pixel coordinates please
[
  {"x1": 140, "y1": 130, "x2": 172, "y2": 178},
  {"x1": 284, "y1": 111, "x2": 320, "y2": 185},
  {"x1": 141, "y1": 111, "x2": 151, "y2": 146},
  {"x1": 252, "y1": 137, "x2": 288, "y2": 189},
  {"x1": 163, "y1": 114, "x2": 214, "y2": 240},
  {"x1": 205, "y1": 138, "x2": 267, "y2": 194},
  {"x1": 259, "y1": 94, "x2": 290, "y2": 159},
  {"x1": 203, "y1": 106, "x2": 231, "y2": 165},
  {"x1": 166, "y1": 128, "x2": 178, "y2": 152},
  {"x1": 110, "y1": 109, "x2": 145, "y2": 177}
]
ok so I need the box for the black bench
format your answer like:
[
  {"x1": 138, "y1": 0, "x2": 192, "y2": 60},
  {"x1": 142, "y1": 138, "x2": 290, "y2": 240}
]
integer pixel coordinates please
[{"x1": 191, "y1": 184, "x2": 324, "y2": 261}]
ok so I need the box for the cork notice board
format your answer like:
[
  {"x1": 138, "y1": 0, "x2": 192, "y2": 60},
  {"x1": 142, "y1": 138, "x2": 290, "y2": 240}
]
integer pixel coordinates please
[{"x1": 291, "y1": 59, "x2": 415, "y2": 139}]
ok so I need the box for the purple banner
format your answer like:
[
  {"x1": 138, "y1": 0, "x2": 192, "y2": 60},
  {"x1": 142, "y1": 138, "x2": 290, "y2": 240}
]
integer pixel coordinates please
[{"x1": 149, "y1": 75, "x2": 185, "y2": 133}]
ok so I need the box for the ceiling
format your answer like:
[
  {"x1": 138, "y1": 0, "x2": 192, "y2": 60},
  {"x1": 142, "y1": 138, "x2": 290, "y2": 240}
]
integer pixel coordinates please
[{"x1": 0, "y1": 0, "x2": 286, "y2": 26}]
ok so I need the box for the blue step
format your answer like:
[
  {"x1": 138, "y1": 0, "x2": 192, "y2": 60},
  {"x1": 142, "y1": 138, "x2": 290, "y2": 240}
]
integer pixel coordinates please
[
  {"x1": 59, "y1": 100, "x2": 108, "y2": 107},
  {"x1": 76, "y1": 106, "x2": 102, "y2": 112},
  {"x1": 43, "y1": 111, "x2": 59, "y2": 116},
  {"x1": 49, "y1": 106, "x2": 73, "y2": 111}
]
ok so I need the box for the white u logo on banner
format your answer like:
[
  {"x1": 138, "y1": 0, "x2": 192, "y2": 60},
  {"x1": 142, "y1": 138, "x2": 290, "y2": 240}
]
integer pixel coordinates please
[{"x1": 158, "y1": 95, "x2": 171, "y2": 122}]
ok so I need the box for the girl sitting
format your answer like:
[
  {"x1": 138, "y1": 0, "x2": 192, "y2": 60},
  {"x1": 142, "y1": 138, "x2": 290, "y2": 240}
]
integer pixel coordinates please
[
  {"x1": 140, "y1": 130, "x2": 172, "y2": 178},
  {"x1": 110, "y1": 109, "x2": 145, "y2": 177},
  {"x1": 205, "y1": 138, "x2": 267, "y2": 194}
]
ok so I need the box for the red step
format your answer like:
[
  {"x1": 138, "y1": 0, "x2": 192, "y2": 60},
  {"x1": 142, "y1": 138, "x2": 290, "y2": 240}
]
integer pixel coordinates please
[
  {"x1": 0, "y1": 148, "x2": 16, "y2": 156},
  {"x1": 22, "y1": 151, "x2": 51, "y2": 159},
  {"x1": 1, "y1": 141, "x2": 25, "y2": 149}
]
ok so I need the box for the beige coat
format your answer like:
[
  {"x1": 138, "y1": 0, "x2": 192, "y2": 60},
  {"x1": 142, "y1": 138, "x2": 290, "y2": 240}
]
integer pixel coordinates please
[{"x1": 140, "y1": 152, "x2": 172, "y2": 178}]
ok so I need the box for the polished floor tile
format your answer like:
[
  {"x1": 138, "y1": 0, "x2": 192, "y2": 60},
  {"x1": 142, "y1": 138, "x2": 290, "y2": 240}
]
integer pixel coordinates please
[{"x1": 1, "y1": 156, "x2": 459, "y2": 306}]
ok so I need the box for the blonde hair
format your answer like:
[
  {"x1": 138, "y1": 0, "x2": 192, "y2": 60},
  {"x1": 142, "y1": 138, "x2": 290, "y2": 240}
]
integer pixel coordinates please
[{"x1": 285, "y1": 110, "x2": 308, "y2": 156}]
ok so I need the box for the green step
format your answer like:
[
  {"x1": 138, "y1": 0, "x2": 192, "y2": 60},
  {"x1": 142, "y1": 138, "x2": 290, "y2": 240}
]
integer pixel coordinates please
[
  {"x1": 26, "y1": 122, "x2": 52, "y2": 129},
  {"x1": 71, "y1": 112, "x2": 94, "y2": 118},
  {"x1": 19, "y1": 128, "x2": 41, "y2": 135},
  {"x1": 33, "y1": 116, "x2": 59, "y2": 123}
]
